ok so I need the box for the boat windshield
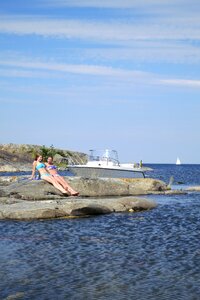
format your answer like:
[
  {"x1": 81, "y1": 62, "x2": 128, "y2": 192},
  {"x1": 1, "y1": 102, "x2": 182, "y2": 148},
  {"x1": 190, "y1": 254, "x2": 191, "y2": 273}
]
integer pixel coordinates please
[{"x1": 88, "y1": 149, "x2": 119, "y2": 164}]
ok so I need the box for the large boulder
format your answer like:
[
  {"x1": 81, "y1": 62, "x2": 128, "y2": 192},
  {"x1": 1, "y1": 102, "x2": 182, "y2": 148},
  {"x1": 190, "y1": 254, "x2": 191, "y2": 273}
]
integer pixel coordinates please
[{"x1": 65, "y1": 177, "x2": 169, "y2": 196}]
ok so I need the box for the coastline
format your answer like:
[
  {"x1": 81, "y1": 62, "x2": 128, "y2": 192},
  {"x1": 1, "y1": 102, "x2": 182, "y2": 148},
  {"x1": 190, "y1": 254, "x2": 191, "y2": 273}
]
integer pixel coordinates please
[
  {"x1": 0, "y1": 143, "x2": 190, "y2": 221},
  {"x1": 0, "y1": 175, "x2": 185, "y2": 220},
  {"x1": 0, "y1": 143, "x2": 87, "y2": 173}
]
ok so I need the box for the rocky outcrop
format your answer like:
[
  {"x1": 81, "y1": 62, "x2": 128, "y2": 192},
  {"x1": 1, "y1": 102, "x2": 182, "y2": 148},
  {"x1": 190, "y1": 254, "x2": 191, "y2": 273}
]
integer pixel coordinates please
[
  {"x1": 0, "y1": 197, "x2": 157, "y2": 220},
  {"x1": 0, "y1": 143, "x2": 87, "y2": 172},
  {"x1": 0, "y1": 176, "x2": 169, "y2": 199},
  {"x1": 0, "y1": 143, "x2": 188, "y2": 221},
  {"x1": 0, "y1": 176, "x2": 170, "y2": 220},
  {"x1": 0, "y1": 165, "x2": 19, "y2": 172}
]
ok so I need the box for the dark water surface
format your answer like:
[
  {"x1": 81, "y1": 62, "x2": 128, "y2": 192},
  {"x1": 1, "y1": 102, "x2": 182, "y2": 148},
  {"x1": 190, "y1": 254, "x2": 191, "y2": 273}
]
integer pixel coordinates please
[{"x1": 1, "y1": 165, "x2": 200, "y2": 299}]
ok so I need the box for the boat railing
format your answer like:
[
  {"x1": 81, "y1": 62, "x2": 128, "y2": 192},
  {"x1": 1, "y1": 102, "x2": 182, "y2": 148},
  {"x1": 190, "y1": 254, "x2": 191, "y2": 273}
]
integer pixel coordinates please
[
  {"x1": 104, "y1": 157, "x2": 120, "y2": 166},
  {"x1": 89, "y1": 155, "x2": 101, "y2": 161},
  {"x1": 89, "y1": 154, "x2": 120, "y2": 166}
]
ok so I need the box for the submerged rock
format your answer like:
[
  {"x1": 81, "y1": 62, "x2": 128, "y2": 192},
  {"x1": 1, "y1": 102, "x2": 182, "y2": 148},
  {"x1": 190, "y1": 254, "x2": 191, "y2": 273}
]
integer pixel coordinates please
[{"x1": 186, "y1": 186, "x2": 200, "y2": 191}]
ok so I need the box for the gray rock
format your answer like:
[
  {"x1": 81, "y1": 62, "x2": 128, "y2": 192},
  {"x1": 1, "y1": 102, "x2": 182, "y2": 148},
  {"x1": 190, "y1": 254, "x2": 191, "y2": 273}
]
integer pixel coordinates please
[
  {"x1": 0, "y1": 176, "x2": 169, "y2": 200},
  {"x1": 0, "y1": 176, "x2": 170, "y2": 199},
  {"x1": 0, "y1": 176, "x2": 167, "y2": 220},
  {"x1": 71, "y1": 204, "x2": 112, "y2": 216},
  {"x1": 0, "y1": 197, "x2": 157, "y2": 220},
  {"x1": 53, "y1": 153, "x2": 64, "y2": 164},
  {"x1": 64, "y1": 177, "x2": 169, "y2": 197},
  {"x1": 0, "y1": 165, "x2": 19, "y2": 172}
]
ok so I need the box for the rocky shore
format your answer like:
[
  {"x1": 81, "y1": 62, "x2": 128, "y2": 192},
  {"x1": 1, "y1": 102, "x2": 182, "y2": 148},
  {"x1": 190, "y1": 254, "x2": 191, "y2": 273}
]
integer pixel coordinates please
[
  {"x1": 0, "y1": 143, "x2": 87, "y2": 172},
  {"x1": 0, "y1": 175, "x2": 185, "y2": 220},
  {"x1": 0, "y1": 143, "x2": 188, "y2": 221}
]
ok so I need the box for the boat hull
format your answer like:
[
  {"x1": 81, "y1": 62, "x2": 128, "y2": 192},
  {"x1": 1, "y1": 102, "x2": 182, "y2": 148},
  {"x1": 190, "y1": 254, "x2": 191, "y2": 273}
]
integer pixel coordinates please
[{"x1": 68, "y1": 166, "x2": 145, "y2": 178}]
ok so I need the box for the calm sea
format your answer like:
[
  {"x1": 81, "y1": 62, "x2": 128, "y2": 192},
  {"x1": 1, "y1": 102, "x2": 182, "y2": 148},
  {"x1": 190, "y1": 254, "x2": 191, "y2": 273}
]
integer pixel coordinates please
[{"x1": 1, "y1": 164, "x2": 200, "y2": 300}]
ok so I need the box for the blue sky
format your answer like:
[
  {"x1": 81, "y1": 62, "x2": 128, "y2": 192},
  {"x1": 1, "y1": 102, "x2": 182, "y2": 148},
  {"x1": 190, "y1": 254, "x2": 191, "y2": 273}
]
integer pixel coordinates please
[{"x1": 1, "y1": 0, "x2": 200, "y2": 163}]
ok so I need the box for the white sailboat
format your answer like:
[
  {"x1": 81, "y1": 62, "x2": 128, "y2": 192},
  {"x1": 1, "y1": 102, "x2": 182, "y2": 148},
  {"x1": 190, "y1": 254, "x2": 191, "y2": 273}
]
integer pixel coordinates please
[{"x1": 176, "y1": 157, "x2": 181, "y2": 165}]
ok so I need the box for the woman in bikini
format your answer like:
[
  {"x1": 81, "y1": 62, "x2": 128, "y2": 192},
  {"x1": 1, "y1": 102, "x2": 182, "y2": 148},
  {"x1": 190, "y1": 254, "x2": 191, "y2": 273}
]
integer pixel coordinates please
[
  {"x1": 45, "y1": 156, "x2": 79, "y2": 196},
  {"x1": 30, "y1": 154, "x2": 68, "y2": 195}
]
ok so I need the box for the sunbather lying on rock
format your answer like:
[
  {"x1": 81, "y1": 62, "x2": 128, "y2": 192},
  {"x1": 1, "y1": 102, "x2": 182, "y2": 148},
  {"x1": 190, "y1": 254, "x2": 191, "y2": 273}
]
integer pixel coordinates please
[
  {"x1": 30, "y1": 154, "x2": 68, "y2": 195},
  {"x1": 45, "y1": 156, "x2": 79, "y2": 196}
]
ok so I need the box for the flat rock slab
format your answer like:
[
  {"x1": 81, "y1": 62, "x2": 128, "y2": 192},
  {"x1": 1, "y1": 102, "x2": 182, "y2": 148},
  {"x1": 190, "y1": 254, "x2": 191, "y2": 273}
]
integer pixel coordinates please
[
  {"x1": 0, "y1": 196, "x2": 157, "y2": 220},
  {"x1": 0, "y1": 176, "x2": 171, "y2": 220},
  {"x1": 0, "y1": 176, "x2": 170, "y2": 199}
]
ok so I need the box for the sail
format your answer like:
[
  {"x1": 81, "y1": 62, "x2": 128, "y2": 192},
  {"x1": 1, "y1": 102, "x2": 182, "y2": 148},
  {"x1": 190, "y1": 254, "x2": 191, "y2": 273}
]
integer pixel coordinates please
[{"x1": 176, "y1": 157, "x2": 181, "y2": 165}]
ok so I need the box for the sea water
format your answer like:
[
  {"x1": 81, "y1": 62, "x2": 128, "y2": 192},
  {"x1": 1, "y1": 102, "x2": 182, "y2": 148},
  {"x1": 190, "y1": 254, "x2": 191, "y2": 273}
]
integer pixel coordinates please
[{"x1": 0, "y1": 165, "x2": 200, "y2": 300}]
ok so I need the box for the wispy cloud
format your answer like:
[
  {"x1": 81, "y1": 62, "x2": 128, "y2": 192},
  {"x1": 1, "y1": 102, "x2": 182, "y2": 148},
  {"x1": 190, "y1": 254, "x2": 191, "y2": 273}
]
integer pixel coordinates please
[
  {"x1": 0, "y1": 14, "x2": 200, "y2": 41},
  {"x1": 1, "y1": 1, "x2": 200, "y2": 69},
  {"x1": 1, "y1": 57, "x2": 200, "y2": 90},
  {"x1": 41, "y1": 0, "x2": 200, "y2": 28},
  {"x1": 161, "y1": 78, "x2": 200, "y2": 88},
  {"x1": 0, "y1": 59, "x2": 152, "y2": 78},
  {"x1": 81, "y1": 41, "x2": 200, "y2": 64}
]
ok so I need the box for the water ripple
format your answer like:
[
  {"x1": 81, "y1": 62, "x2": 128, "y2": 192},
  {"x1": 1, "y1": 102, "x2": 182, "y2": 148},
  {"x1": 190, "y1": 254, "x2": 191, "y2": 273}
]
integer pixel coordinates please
[{"x1": 1, "y1": 166, "x2": 200, "y2": 299}]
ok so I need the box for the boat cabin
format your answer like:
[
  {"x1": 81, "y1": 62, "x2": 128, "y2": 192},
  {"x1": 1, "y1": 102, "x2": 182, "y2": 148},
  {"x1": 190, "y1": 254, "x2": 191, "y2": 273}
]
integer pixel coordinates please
[{"x1": 87, "y1": 149, "x2": 120, "y2": 167}]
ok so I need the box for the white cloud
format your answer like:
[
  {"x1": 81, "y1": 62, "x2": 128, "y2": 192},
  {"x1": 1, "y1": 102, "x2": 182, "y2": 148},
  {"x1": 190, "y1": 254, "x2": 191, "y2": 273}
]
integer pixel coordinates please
[
  {"x1": 1, "y1": 1, "x2": 200, "y2": 69},
  {"x1": 0, "y1": 14, "x2": 200, "y2": 41},
  {"x1": 161, "y1": 78, "x2": 200, "y2": 88},
  {"x1": 0, "y1": 59, "x2": 152, "y2": 78},
  {"x1": 1, "y1": 57, "x2": 200, "y2": 93}
]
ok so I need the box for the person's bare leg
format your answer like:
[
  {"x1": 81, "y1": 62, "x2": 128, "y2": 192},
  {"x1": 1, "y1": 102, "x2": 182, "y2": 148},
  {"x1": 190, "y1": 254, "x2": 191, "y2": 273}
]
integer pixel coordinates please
[
  {"x1": 53, "y1": 176, "x2": 70, "y2": 189},
  {"x1": 43, "y1": 176, "x2": 68, "y2": 194},
  {"x1": 54, "y1": 176, "x2": 79, "y2": 196}
]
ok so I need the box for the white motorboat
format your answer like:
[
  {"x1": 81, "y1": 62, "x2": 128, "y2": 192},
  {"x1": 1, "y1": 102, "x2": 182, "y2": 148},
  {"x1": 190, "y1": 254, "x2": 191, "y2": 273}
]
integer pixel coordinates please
[{"x1": 68, "y1": 149, "x2": 151, "y2": 179}]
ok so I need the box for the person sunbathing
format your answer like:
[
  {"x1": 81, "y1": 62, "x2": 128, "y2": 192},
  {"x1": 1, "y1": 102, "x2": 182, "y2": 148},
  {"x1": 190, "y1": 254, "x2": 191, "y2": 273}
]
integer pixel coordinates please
[
  {"x1": 45, "y1": 156, "x2": 79, "y2": 196},
  {"x1": 30, "y1": 154, "x2": 68, "y2": 195}
]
